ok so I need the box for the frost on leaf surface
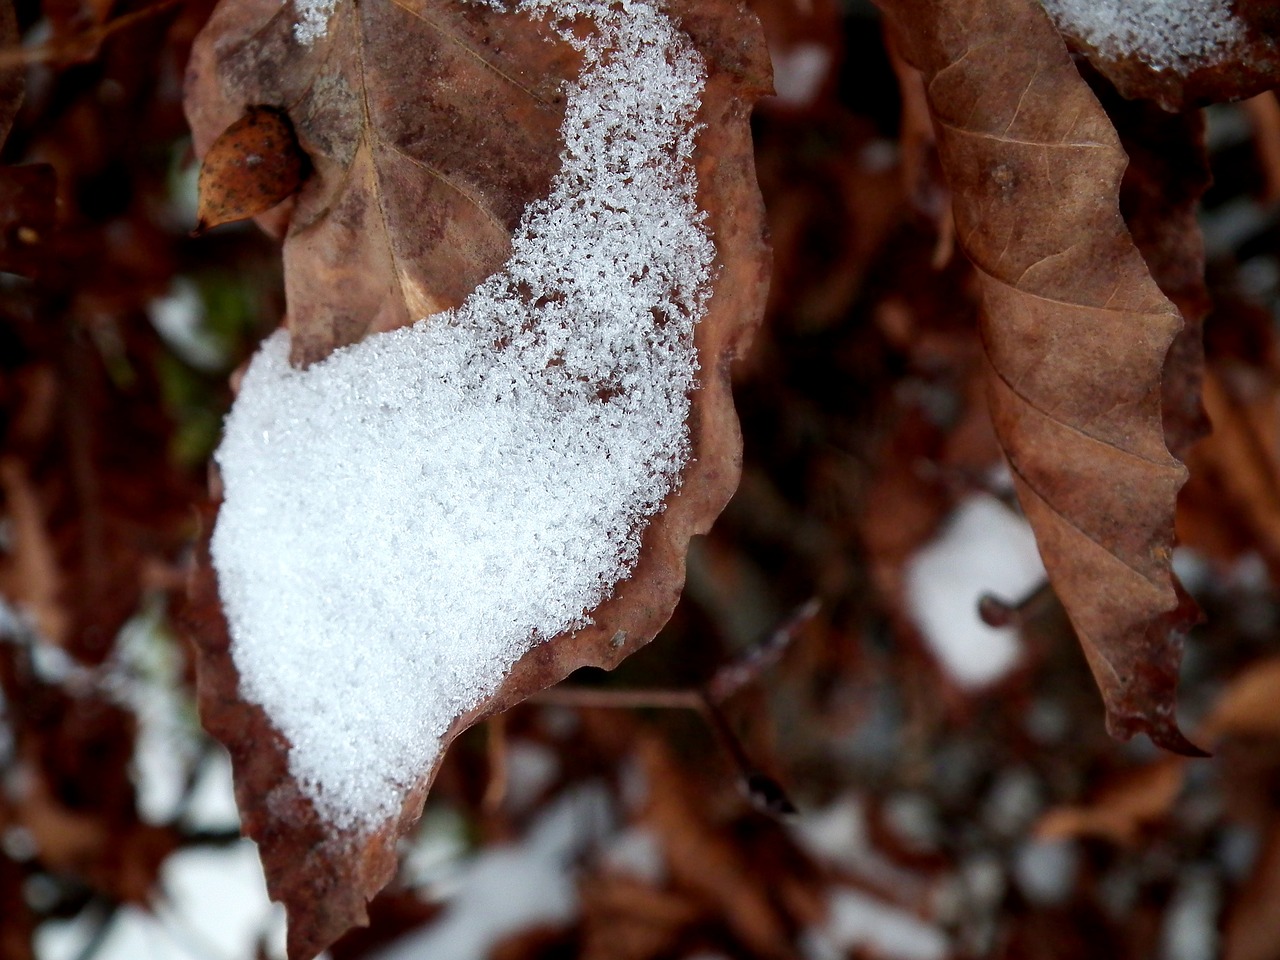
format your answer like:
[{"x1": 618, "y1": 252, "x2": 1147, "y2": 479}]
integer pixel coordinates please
[
  {"x1": 292, "y1": 0, "x2": 336, "y2": 44},
  {"x1": 1039, "y1": 0, "x2": 1244, "y2": 72},
  {"x1": 1037, "y1": 0, "x2": 1279, "y2": 109},
  {"x1": 211, "y1": 0, "x2": 713, "y2": 833}
]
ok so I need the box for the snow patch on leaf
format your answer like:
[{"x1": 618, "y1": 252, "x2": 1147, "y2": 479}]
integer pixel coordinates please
[
  {"x1": 1040, "y1": 0, "x2": 1245, "y2": 72},
  {"x1": 211, "y1": 0, "x2": 713, "y2": 831},
  {"x1": 291, "y1": 0, "x2": 336, "y2": 45}
]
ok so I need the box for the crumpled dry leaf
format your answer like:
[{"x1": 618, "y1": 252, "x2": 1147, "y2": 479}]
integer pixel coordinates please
[
  {"x1": 1035, "y1": 655, "x2": 1280, "y2": 854},
  {"x1": 182, "y1": 1, "x2": 771, "y2": 956},
  {"x1": 0, "y1": 0, "x2": 20, "y2": 139},
  {"x1": 1051, "y1": 0, "x2": 1280, "y2": 112},
  {"x1": 194, "y1": 105, "x2": 305, "y2": 233},
  {"x1": 185, "y1": 0, "x2": 582, "y2": 364},
  {"x1": 635, "y1": 735, "x2": 801, "y2": 959},
  {"x1": 876, "y1": 0, "x2": 1200, "y2": 752},
  {"x1": 1035, "y1": 757, "x2": 1184, "y2": 846},
  {"x1": 1094, "y1": 79, "x2": 1212, "y2": 462}
]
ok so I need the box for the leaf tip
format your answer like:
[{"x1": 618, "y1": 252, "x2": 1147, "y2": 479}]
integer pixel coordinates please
[{"x1": 1105, "y1": 709, "x2": 1210, "y2": 759}]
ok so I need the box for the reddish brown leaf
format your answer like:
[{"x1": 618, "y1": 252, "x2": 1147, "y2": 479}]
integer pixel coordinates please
[
  {"x1": 1095, "y1": 81, "x2": 1212, "y2": 462},
  {"x1": 1243, "y1": 92, "x2": 1280, "y2": 203},
  {"x1": 184, "y1": 0, "x2": 582, "y2": 364},
  {"x1": 194, "y1": 106, "x2": 305, "y2": 233},
  {"x1": 876, "y1": 0, "x2": 1201, "y2": 753},
  {"x1": 1046, "y1": 0, "x2": 1280, "y2": 111},
  {"x1": 182, "y1": 1, "x2": 772, "y2": 956},
  {"x1": 0, "y1": 0, "x2": 21, "y2": 143},
  {"x1": 1182, "y1": 368, "x2": 1280, "y2": 581},
  {"x1": 1035, "y1": 757, "x2": 1185, "y2": 846}
]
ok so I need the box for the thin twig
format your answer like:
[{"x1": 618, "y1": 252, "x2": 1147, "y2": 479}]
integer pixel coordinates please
[
  {"x1": 978, "y1": 580, "x2": 1053, "y2": 628},
  {"x1": 529, "y1": 687, "x2": 705, "y2": 710},
  {"x1": 705, "y1": 597, "x2": 820, "y2": 703},
  {"x1": 529, "y1": 603, "x2": 814, "y2": 816}
]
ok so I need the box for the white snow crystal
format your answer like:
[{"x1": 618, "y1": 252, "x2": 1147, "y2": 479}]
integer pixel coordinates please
[
  {"x1": 292, "y1": 0, "x2": 336, "y2": 45},
  {"x1": 212, "y1": 0, "x2": 714, "y2": 831},
  {"x1": 1040, "y1": 0, "x2": 1245, "y2": 73}
]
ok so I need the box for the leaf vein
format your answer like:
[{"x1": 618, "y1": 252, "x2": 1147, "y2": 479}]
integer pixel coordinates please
[
  {"x1": 981, "y1": 335, "x2": 1174, "y2": 470},
  {"x1": 1002, "y1": 449, "x2": 1167, "y2": 594},
  {"x1": 385, "y1": 0, "x2": 552, "y2": 106},
  {"x1": 377, "y1": 138, "x2": 508, "y2": 234}
]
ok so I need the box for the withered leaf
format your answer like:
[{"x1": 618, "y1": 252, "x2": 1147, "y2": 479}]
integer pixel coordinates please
[
  {"x1": 876, "y1": 0, "x2": 1201, "y2": 753},
  {"x1": 185, "y1": 0, "x2": 582, "y2": 365},
  {"x1": 1085, "y1": 74, "x2": 1213, "y2": 462},
  {"x1": 1048, "y1": 0, "x2": 1280, "y2": 111},
  {"x1": 182, "y1": 1, "x2": 771, "y2": 957},
  {"x1": 194, "y1": 105, "x2": 306, "y2": 233},
  {"x1": 0, "y1": 0, "x2": 20, "y2": 142}
]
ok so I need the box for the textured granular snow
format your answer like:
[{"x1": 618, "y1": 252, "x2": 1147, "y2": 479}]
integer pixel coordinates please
[
  {"x1": 1040, "y1": 0, "x2": 1245, "y2": 72},
  {"x1": 292, "y1": 0, "x2": 336, "y2": 45},
  {"x1": 212, "y1": 0, "x2": 712, "y2": 831}
]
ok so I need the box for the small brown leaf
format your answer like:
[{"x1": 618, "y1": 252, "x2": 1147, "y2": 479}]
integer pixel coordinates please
[
  {"x1": 876, "y1": 0, "x2": 1202, "y2": 753},
  {"x1": 1036, "y1": 758, "x2": 1185, "y2": 846},
  {"x1": 195, "y1": 106, "x2": 305, "y2": 234}
]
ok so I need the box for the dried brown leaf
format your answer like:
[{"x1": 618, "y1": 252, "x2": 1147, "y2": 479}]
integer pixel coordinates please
[
  {"x1": 1225, "y1": 822, "x2": 1280, "y2": 960},
  {"x1": 876, "y1": 0, "x2": 1201, "y2": 752},
  {"x1": 0, "y1": 0, "x2": 21, "y2": 143},
  {"x1": 195, "y1": 106, "x2": 305, "y2": 233},
  {"x1": 1203, "y1": 657, "x2": 1280, "y2": 742},
  {"x1": 1243, "y1": 92, "x2": 1280, "y2": 203},
  {"x1": 185, "y1": 0, "x2": 582, "y2": 364},
  {"x1": 1183, "y1": 369, "x2": 1280, "y2": 580},
  {"x1": 1094, "y1": 81, "x2": 1212, "y2": 461},
  {"x1": 1052, "y1": 0, "x2": 1280, "y2": 111},
  {"x1": 1035, "y1": 758, "x2": 1184, "y2": 845},
  {"x1": 636, "y1": 736, "x2": 795, "y2": 959},
  {"x1": 182, "y1": 2, "x2": 771, "y2": 956}
]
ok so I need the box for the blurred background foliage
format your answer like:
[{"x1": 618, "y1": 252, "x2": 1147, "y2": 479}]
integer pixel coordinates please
[{"x1": 2, "y1": 0, "x2": 1280, "y2": 958}]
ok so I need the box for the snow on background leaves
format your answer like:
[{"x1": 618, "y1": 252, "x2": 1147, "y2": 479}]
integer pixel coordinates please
[
  {"x1": 211, "y1": 0, "x2": 713, "y2": 831},
  {"x1": 1040, "y1": 0, "x2": 1244, "y2": 71}
]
